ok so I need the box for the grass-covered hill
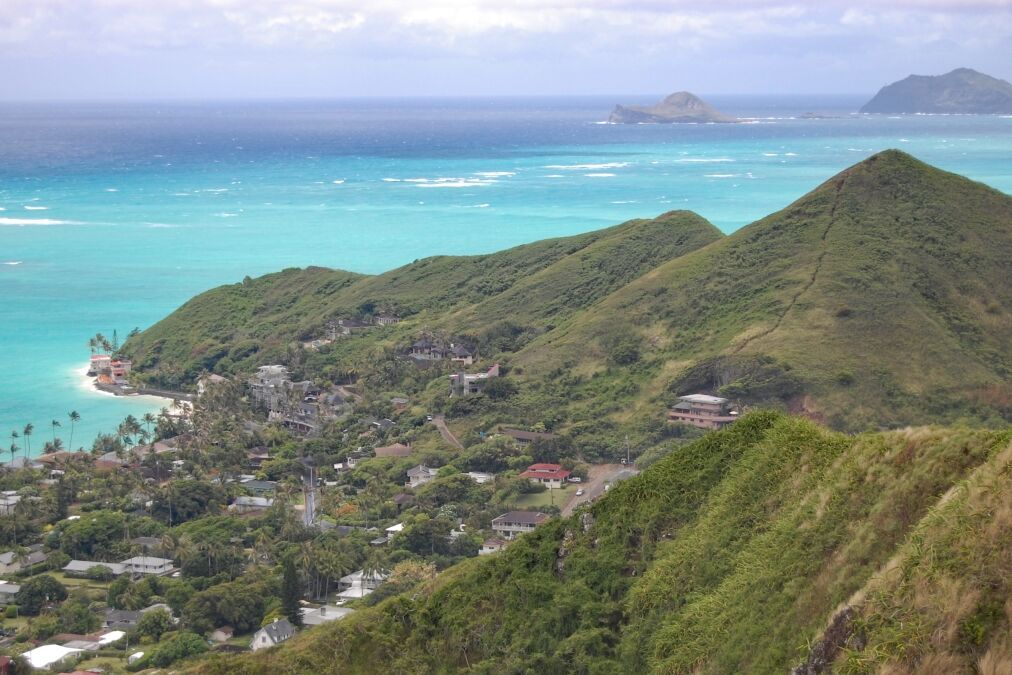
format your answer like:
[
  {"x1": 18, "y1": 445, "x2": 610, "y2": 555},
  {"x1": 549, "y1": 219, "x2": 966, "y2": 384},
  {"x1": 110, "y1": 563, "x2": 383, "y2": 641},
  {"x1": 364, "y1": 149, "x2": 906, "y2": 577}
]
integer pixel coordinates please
[
  {"x1": 123, "y1": 150, "x2": 1011, "y2": 431},
  {"x1": 121, "y1": 211, "x2": 721, "y2": 388},
  {"x1": 189, "y1": 412, "x2": 1012, "y2": 674}
]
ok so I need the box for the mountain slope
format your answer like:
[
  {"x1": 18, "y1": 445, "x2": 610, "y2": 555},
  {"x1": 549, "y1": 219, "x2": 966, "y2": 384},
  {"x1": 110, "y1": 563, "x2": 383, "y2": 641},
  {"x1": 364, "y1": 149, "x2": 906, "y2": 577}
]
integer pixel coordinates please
[
  {"x1": 189, "y1": 413, "x2": 1012, "y2": 674},
  {"x1": 517, "y1": 150, "x2": 1012, "y2": 430},
  {"x1": 860, "y1": 67, "x2": 1012, "y2": 114},
  {"x1": 122, "y1": 212, "x2": 721, "y2": 388}
]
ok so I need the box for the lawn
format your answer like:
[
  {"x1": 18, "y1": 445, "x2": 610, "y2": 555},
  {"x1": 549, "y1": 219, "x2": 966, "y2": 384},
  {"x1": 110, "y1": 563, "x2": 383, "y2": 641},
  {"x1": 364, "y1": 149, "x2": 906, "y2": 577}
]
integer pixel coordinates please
[{"x1": 513, "y1": 486, "x2": 571, "y2": 509}]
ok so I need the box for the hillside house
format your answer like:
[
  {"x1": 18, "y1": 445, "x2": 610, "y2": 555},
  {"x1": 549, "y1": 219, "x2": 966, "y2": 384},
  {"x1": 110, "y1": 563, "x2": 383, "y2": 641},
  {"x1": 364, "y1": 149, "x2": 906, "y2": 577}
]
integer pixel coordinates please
[
  {"x1": 406, "y1": 464, "x2": 439, "y2": 488},
  {"x1": 121, "y1": 556, "x2": 174, "y2": 576},
  {"x1": 449, "y1": 364, "x2": 500, "y2": 396},
  {"x1": 519, "y1": 463, "x2": 571, "y2": 488},
  {"x1": 302, "y1": 605, "x2": 354, "y2": 626},
  {"x1": 251, "y1": 618, "x2": 296, "y2": 652},
  {"x1": 197, "y1": 373, "x2": 228, "y2": 396},
  {"x1": 668, "y1": 394, "x2": 739, "y2": 430},
  {"x1": 375, "y1": 314, "x2": 400, "y2": 326},
  {"x1": 492, "y1": 511, "x2": 549, "y2": 539},
  {"x1": 448, "y1": 344, "x2": 475, "y2": 365},
  {"x1": 0, "y1": 548, "x2": 47, "y2": 575},
  {"x1": 230, "y1": 496, "x2": 274, "y2": 513},
  {"x1": 480, "y1": 538, "x2": 507, "y2": 555},
  {"x1": 109, "y1": 359, "x2": 132, "y2": 384},
  {"x1": 103, "y1": 609, "x2": 141, "y2": 630},
  {"x1": 0, "y1": 582, "x2": 21, "y2": 604},
  {"x1": 337, "y1": 318, "x2": 371, "y2": 335},
  {"x1": 0, "y1": 493, "x2": 21, "y2": 515},
  {"x1": 467, "y1": 471, "x2": 495, "y2": 484},
  {"x1": 64, "y1": 560, "x2": 126, "y2": 578},
  {"x1": 337, "y1": 570, "x2": 388, "y2": 599}
]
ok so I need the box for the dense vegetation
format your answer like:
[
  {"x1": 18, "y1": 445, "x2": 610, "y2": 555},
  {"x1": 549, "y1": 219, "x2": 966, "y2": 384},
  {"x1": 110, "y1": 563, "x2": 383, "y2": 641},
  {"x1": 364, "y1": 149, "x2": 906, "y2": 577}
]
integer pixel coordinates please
[
  {"x1": 123, "y1": 151, "x2": 1011, "y2": 435},
  {"x1": 191, "y1": 413, "x2": 1011, "y2": 673}
]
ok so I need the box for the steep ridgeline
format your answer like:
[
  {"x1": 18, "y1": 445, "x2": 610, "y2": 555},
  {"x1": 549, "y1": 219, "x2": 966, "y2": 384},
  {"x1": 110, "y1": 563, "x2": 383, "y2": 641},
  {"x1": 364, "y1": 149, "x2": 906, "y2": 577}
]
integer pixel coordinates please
[
  {"x1": 190, "y1": 413, "x2": 1012, "y2": 674},
  {"x1": 518, "y1": 150, "x2": 1012, "y2": 430},
  {"x1": 121, "y1": 211, "x2": 721, "y2": 389},
  {"x1": 860, "y1": 68, "x2": 1012, "y2": 114}
]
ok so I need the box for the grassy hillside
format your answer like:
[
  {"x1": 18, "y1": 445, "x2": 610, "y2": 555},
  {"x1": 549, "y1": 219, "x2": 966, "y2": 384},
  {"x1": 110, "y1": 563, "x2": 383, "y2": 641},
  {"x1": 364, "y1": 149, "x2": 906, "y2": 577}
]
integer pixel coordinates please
[
  {"x1": 514, "y1": 150, "x2": 1012, "y2": 431},
  {"x1": 121, "y1": 211, "x2": 721, "y2": 388},
  {"x1": 188, "y1": 413, "x2": 1012, "y2": 674}
]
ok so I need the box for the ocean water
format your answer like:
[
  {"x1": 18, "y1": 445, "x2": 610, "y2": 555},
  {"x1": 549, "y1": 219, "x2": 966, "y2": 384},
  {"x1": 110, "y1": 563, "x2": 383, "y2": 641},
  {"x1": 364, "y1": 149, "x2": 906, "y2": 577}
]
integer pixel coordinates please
[{"x1": 1, "y1": 96, "x2": 1010, "y2": 451}]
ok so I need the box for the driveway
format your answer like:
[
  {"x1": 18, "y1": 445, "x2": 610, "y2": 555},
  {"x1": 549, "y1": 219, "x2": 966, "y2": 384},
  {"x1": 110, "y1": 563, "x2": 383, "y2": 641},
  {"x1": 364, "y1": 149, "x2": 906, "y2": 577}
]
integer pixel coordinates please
[
  {"x1": 431, "y1": 415, "x2": 464, "y2": 449},
  {"x1": 561, "y1": 463, "x2": 639, "y2": 516}
]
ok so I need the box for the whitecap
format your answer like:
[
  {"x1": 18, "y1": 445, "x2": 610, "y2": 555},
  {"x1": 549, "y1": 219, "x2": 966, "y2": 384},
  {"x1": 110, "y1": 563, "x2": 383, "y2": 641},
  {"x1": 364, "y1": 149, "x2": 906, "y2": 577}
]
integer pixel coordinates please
[
  {"x1": 544, "y1": 162, "x2": 629, "y2": 170},
  {"x1": 214, "y1": 212, "x2": 239, "y2": 218},
  {"x1": 762, "y1": 153, "x2": 778, "y2": 157},
  {"x1": 466, "y1": 203, "x2": 491, "y2": 208},
  {"x1": 382, "y1": 178, "x2": 401, "y2": 182},
  {"x1": 673, "y1": 158, "x2": 734, "y2": 163},
  {"x1": 543, "y1": 175, "x2": 565, "y2": 178},
  {"x1": 332, "y1": 179, "x2": 345, "y2": 184},
  {"x1": 705, "y1": 174, "x2": 739, "y2": 178},
  {"x1": 785, "y1": 152, "x2": 798, "y2": 156},
  {"x1": 0, "y1": 207, "x2": 5, "y2": 211},
  {"x1": 416, "y1": 179, "x2": 495, "y2": 188},
  {"x1": 203, "y1": 188, "x2": 229, "y2": 193},
  {"x1": 404, "y1": 178, "x2": 431, "y2": 183},
  {"x1": 473, "y1": 171, "x2": 515, "y2": 178},
  {"x1": 105, "y1": 188, "x2": 118, "y2": 192},
  {"x1": 2, "y1": 261, "x2": 22, "y2": 265},
  {"x1": 171, "y1": 192, "x2": 191, "y2": 197},
  {"x1": 24, "y1": 205, "x2": 49, "y2": 210},
  {"x1": 0, "y1": 218, "x2": 76, "y2": 226},
  {"x1": 899, "y1": 138, "x2": 910, "y2": 142},
  {"x1": 145, "y1": 223, "x2": 179, "y2": 228},
  {"x1": 610, "y1": 200, "x2": 637, "y2": 204},
  {"x1": 584, "y1": 173, "x2": 616, "y2": 177}
]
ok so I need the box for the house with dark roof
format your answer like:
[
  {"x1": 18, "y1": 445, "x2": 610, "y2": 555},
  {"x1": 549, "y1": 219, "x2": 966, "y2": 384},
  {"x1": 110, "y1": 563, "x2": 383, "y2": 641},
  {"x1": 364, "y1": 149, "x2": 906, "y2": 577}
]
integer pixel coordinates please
[
  {"x1": 0, "y1": 548, "x2": 48, "y2": 575},
  {"x1": 103, "y1": 609, "x2": 141, "y2": 630},
  {"x1": 374, "y1": 442, "x2": 412, "y2": 458},
  {"x1": 64, "y1": 560, "x2": 126, "y2": 577},
  {"x1": 501, "y1": 428, "x2": 555, "y2": 446},
  {"x1": 406, "y1": 464, "x2": 439, "y2": 488},
  {"x1": 491, "y1": 511, "x2": 549, "y2": 539},
  {"x1": 251, "y1": 618, "x2": 297, "y2": 651}
]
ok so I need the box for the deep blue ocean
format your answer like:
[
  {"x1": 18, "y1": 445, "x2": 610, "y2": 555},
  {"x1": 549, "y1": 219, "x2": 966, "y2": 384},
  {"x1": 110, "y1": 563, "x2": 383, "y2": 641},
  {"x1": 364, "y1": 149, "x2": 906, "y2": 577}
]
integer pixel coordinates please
[{"x1": 1, "y1": 96, "x2": 1010, "y2": 450}]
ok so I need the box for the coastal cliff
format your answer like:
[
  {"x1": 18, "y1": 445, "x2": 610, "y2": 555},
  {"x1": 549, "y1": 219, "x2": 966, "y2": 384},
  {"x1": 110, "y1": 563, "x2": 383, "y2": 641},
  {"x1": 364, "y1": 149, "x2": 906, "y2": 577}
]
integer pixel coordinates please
[
  {"x1": 608, "y1": 91, "x2": 736, "y2": 123},
  {"x1": 860, "y1": 67, "x2": 1012, "y2": 114}
]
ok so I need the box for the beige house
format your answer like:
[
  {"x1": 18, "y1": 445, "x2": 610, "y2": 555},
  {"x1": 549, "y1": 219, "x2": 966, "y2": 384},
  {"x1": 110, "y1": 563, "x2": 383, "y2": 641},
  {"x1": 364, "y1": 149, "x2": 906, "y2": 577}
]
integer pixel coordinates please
[{"x1": 668, "y1": 394, "x2": 739, "y2": 430}]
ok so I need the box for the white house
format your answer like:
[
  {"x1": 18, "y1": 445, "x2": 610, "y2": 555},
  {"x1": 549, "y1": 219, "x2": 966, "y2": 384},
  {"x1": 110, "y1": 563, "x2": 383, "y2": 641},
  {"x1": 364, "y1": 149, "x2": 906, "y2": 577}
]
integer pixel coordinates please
[
  {"x1": 0, "y1": 581, "x2": 21, "y2": 603},
  {"x1": 337, "y1": 569, "x2": 387, "y2": 599},
  {"x1": 406, "y1": 464, "x2": 439, "y2": 488},
  {"x1": 491, "y1": 511, "x2": 549, "y2": 539},
  {"x1": 120, "y1": 556, "x2": 174, "y2": 576},
  {"x1": 251, "y1": 618, "x2": 296, "y2": 652},
  {"x1": 301, "y1": 605, "x2": 354, "y2": 626}
]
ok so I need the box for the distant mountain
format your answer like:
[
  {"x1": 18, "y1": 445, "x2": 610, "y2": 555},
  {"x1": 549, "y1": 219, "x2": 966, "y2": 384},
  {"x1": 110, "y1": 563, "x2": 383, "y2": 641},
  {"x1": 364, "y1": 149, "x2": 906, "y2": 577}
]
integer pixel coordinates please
[
  {"x1": 860, "y1": 67, "x2": 1012, "y2": 113},
  {"x1": 608, "y1": 91, "x2": 736, "y2": 123}
]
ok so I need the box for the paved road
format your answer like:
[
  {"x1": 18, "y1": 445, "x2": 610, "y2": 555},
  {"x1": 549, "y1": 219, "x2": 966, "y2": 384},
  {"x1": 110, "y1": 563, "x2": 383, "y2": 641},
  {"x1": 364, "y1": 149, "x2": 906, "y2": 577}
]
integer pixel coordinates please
[
  {"x1": 431, "y1": 415, "x2": 464, "y2": 449},
  {"x1": 561, "y1": 463, "x2": 639, "y2": 516}
]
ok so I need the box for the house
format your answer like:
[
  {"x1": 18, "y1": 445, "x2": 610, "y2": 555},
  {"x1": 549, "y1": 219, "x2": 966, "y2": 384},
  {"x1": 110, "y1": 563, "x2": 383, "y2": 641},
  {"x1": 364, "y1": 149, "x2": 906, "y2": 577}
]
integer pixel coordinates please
[
  {"x1": 479, "y1": 538, "x2": 507, "y2": 555},
  {"x1": 448, "y1": 344, "x2": 475, "y2": 365},
  {"x1": 369, "y1": 418, "x2": 396, "y2": 433},
  {"x1": 239, "y1": 478, "x2": 278, "y2": 495},
  {"x1": 0, "y1": 582, "x2": 21, "y2": 603},
  {"x1": 492, "y1": 511, "x2": 549, "y2": 539},
  {"x1": 406, "y1": 464, "x2": 439, "y2": 488},
  {"x1": 467, "y1": 471, "x2": 495, "y2": 484},
  {"x1": 64, "y1": 560, "x2": 126, "y2": 578},
  {"x1": 103, "y1": 608, "x2": 141, "y2": 630},
  {"x1": 250, "y1": 618, "x2": 296, "y2": 652},
  {"x1": 22, "y1": 645, "x2": 83, "y2": 670},
  {"x1": 120, "y1": 556, "x2": 174, "y2": 576},
  {"x1": 519, "y1": 463, "x2": 571, "y2": 489},
  {"x1": 301, "y1": 605, "x2": 354, "y2": 626},
  {"x1": 109, "y1": 359, "x2": 132, "y2": 384},
  {"x1": 500, "y1": 428, "x2": 555, "y2": 446},
  {"x1": 390, "y1": 396, "x2": 410, "y2": 411},
  {"x1": 337, "y1": 570, "x2": 387, "y2": 599},
  {"x1": 88, "y1": 353, "x2": 111, "y2": 376},
  {"x1": 408, "y1": 338, "x2": 446, "y2": 361},
  {"x1": 230, "y1": 495, "x2": 274, "y2": 513},
  {"x1": 668, "y1": 394, "x2": 739, "y2": 430},
  {"x1": 0, "y1": 548, "x2": 47, "y2": 574},
  {"x1": 374, "y1": 314, "x2": 400, "y2": 326},
  {"x1": 0, "y1": 494, "x2": 22, "y2": 516},
  {"x1": 392, "y1": 493, "x2": 415, "y2": 510},
  {"x1": 210, "y1": 626, "x2": 234, "y2": 643},
  {"x1": 448, "y1": 364, "x2": 500, "y2": 397},
  {"x1": 197, "y1": 373, "x2": 228, "y2": 396},
  {"x1": 246, "y1": 449, "x2": 271, "y2": 470},
  {"x1": 374, "y1": 442, "x2": 412, "y2": 458},
  {"x1": 337, "y1": 318, "x2": 371, "y2": 335}
]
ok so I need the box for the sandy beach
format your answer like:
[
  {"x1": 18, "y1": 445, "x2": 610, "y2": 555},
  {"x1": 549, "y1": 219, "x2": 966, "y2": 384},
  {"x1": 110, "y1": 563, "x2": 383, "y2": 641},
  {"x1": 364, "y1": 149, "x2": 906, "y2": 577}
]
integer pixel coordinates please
[{"x1": 73, "y1": 365, "x2": 188, "y2": 415}]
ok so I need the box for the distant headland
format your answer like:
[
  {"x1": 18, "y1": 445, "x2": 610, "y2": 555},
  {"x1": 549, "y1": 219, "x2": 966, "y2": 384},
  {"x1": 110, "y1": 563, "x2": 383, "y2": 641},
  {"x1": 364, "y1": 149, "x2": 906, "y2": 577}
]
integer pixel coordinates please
[
  {"x1": 860, "y1": 67, "x2": 1012, "y2": 114},
  {"x1": 608, "y1": 91, "x2": 737, "y2": 124}
]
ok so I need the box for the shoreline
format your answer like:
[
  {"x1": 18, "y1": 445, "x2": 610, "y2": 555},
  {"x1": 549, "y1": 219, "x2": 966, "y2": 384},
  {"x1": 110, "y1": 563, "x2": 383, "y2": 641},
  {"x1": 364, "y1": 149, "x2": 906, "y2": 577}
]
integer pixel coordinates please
[{"x1": 73, "y1": 366, "x2": 190, "y2": 414}]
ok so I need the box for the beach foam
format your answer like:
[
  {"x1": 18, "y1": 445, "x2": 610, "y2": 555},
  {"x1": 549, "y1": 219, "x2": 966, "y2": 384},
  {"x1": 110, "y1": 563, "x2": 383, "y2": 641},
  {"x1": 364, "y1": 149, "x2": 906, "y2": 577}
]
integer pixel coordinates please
[
  {"x1": 0, "y1": 218, "x2": 76, "y2": 226},
  {"x1": 544, "y1": 162, "x2": 629, "y2": 170}
]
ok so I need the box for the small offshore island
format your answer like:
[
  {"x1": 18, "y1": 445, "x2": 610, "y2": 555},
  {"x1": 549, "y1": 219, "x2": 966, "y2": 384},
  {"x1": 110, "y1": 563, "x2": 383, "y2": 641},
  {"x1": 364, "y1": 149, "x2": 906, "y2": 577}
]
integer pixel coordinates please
[
  {"x1": 860, "y1": 67, "x2": 1012, "y2": 114},
  {"x1": 608, "y1": 91, "x2": 737, "y2": 123}
]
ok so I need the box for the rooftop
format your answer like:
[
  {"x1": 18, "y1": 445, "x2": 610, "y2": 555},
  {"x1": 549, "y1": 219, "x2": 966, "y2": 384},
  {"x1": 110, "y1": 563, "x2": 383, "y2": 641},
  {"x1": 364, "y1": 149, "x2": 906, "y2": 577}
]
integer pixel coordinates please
[
  {"x1": 679, "y1": 394, "x2": 728, "y2": 404},
  {"x1": 492, "y1": 511, "x2": 550, "y2": 526}
]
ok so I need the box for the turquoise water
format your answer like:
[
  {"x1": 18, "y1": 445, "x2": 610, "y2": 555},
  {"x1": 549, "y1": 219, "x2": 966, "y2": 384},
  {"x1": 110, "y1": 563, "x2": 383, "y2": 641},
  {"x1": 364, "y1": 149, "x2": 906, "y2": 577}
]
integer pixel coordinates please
[{"x1": 2, "y1": 96, "x2": 1010, "y2": 450}]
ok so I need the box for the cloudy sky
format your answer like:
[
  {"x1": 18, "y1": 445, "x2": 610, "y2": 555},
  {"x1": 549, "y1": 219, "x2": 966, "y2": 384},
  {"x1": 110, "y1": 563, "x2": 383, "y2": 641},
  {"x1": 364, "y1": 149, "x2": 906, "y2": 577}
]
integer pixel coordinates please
[{"x1": 1, "y1": 0, "x2": 1010, "y2": 99}]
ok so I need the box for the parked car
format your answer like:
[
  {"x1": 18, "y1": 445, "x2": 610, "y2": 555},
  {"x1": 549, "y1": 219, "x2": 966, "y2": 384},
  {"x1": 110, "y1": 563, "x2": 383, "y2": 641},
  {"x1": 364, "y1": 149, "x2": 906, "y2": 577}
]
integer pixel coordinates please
[
  {"x1": 568, "y1": 476, "x2": 582, "y2": 483},
  {"x1": 576, "y1": 489, "x2": 585, "y2": 496}
]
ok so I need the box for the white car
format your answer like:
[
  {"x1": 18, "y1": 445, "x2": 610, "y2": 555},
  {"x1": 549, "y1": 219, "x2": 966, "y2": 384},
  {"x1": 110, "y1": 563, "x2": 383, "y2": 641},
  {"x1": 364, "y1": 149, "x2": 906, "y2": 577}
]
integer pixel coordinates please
[{"x1": 576, "y1": 489, "x2": 585, "y2": 496}]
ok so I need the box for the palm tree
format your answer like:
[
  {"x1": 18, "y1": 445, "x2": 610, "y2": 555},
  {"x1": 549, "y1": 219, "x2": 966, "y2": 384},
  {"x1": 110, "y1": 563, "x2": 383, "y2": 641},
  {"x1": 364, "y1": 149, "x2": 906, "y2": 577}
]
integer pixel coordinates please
[
  {"x1": 68, "y1": 411, "x2": 80, "y2": 451},
  {"x1": 8, "y1": 442, "x2": 18, "y2": 468},
  {"x1": 22, "y1": 424, "x2": 33, "y2": 460},
  {"x1": 142, "y1": 413, "x2": 156, "y2": 437},
  {"x1": 50, "y1": 419, "x2": 61, "y2": 444}
]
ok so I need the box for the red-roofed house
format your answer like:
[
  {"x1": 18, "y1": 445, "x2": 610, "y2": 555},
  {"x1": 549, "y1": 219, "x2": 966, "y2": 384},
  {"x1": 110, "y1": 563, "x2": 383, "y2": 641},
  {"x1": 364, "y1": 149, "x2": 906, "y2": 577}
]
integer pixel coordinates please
[{"x1": 519, "y1": 463, "x2": 570, "y2": 489}]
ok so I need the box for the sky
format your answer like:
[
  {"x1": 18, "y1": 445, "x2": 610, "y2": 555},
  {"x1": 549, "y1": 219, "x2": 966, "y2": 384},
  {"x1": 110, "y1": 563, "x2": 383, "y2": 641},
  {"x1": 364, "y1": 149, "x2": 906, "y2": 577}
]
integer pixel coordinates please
[{"x1": 1, "y1": 0, "x2": 1010, "y2": 100}]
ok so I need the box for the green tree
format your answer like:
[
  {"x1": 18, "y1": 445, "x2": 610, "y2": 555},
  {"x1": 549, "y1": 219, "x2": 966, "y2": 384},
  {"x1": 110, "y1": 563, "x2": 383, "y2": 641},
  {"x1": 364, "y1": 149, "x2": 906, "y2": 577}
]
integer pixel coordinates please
[
  {"x1": 15, "y1": 574, "x2": 68, "y2": 615},
  {"x1": 67, "y1": 411, "x2": 80, "y2": 451},
  {"x1": 137, "y1": 607, "x2": 173, "y2": 641},
  {"x1": 21, "y1": 423, "x2": 33, "y2": 460},
  {"x1": 281, "y1": 556, "x2": 303, "y2": 627},
  {"x1": 58, "y1": 592, "x2": 100, "y2": 634}
]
